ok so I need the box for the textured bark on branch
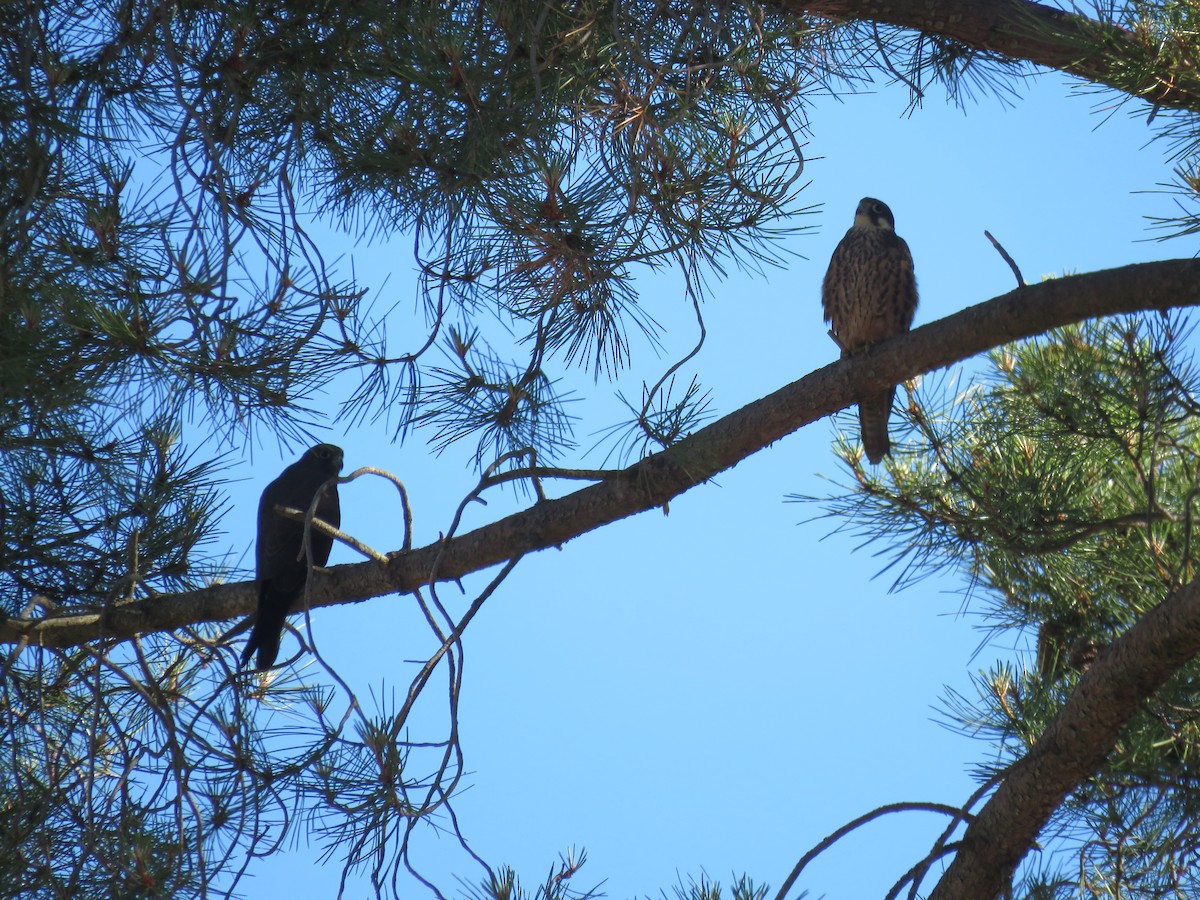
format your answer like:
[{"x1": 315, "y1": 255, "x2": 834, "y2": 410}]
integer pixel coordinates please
[
  {"x1": 780, "y1": 0, "x2": 1200, "y2": 111},
  {"x1": 5, "y1": 258, "x2": 1199, "y2": 649},
  {"x1": 929, "y1": 577, "x2": 1200, "y2": 899}
]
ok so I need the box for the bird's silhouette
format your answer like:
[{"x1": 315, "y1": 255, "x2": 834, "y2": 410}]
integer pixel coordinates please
[{"x1": 242, "y1": 443, "x2": 343, "y2": 671}]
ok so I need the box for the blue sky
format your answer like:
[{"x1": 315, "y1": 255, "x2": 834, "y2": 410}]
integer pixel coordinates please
[{"x1": 220, "y1": 69, "x2": 1192, "y2": 898}]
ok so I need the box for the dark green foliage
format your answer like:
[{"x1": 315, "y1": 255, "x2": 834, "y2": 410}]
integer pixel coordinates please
[{"x1": 0, "y1": 422, "x2": 226, "y2": 614}]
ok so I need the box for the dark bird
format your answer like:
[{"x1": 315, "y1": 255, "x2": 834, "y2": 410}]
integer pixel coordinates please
[
  {"x1": 822, "y1": 197, "x2": 919, "y2": 464},
  {"x1": 242, "y1": 443, "x2": 343, "y2": 671}
]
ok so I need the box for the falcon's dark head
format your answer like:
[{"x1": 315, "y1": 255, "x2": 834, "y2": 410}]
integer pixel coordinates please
[
  {"x1": 302, "y1": 443, "x2": 344, "y2": 474},
  {"x1": 853, "y1": 197, "x2": 895, "y2": 231}
]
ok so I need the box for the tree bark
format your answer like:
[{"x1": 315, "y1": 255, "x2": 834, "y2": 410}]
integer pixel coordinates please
[
  {"x1": 780, "y1": 0, "x2": 1200, "y2": 111},
  {"x1": 929, "y1": 577, "x2": 1200, "y2": 899},
  {"x1": 5, "y1": 258, "x2": 1199, "y2": 649}
]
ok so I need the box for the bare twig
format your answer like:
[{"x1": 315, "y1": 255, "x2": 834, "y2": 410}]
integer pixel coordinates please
[
  {"x1": 775, "y1": 801, "x2": 973, "y2": 900},
  {"x1": 985, "y1": 230, "x2": 1025, "y2": 288}
]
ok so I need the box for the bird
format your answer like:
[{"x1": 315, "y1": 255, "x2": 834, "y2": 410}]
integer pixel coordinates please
[
  {"x1": 821, "y1": 197, "x2": 918, "y2": 464},
  {"x1": 242, "y1": 443, "x2": 344, "y2": 671}
]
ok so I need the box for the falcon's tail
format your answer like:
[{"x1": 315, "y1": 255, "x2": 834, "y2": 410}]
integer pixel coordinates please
[
  {"x1": 858, "y1": 386, "x2": 896, "y2": 465},
  {"x1": 241, "y1": 580, "x2": 294, "y2": 672}
]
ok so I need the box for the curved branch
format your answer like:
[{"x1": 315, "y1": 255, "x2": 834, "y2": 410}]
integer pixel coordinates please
[
  {"x1": 928, "y1": 576, "x2": 1200, "y2": 899},
  {"x1": 777, "y1": 801, "x2": 972, "y2": 900},
  {"x1": 4, "y1": 258, "x2": 1199, "y2": 649},
  {"x1": 782, "y1": 0, "x2": 1200, "y2": 110}
]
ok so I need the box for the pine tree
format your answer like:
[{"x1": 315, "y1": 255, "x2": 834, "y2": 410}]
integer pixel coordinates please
[{"x1": 3, "y1": 1, "x2": 1200, "y2": 897}]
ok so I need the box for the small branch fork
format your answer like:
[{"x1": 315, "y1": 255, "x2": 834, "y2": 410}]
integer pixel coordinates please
[
  {"x1": 243, "y1": 450, "x2": 621, "y2": 890},
  {"x1": 775, "y1": 777, "x2": 1000, "y2": 900}
]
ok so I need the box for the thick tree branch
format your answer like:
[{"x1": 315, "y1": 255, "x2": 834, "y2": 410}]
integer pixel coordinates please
[
  {"x1": 4, "y1": 258, "x2": 1199, "y2": 650},
  {"x1": 781, "y1": 0, "x2": 1200, "y2": 111},
  {"x1": 929, "y1": 576, "x2": 1200, "y2": 900}
]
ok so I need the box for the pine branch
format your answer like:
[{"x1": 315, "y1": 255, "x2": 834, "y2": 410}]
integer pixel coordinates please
[
  {"x1": 783, "y1": 0, "x2": 1200, "y2": 111},
  {"x1": 5, "y1": 257, "x2": 1200, "y2": 649},
  {"x1": 929, "y1": 575, "x2": 1200, "y2": 899}
]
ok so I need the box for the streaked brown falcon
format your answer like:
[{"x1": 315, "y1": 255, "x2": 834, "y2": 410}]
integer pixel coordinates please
[
  {"x1": 822, "y1": 197, "x2": 918, "y2": 464},
  {"x1": 242, "y1": 443, "x2": 343, "y2": 671}
]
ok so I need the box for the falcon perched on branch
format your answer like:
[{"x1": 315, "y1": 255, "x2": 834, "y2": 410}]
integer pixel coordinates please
[
  {"x1": 822, "y1": 197, "x2": 918, "y2": 464},
  {"x1": 242, "y1": 443, "x2": 343, "y2": 672}
]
